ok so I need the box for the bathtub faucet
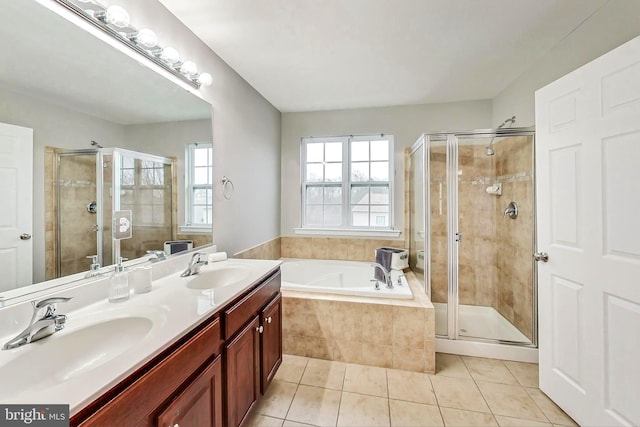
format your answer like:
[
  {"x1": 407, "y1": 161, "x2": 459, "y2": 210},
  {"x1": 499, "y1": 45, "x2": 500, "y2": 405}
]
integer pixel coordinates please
[{"x1": 371, "y1": 263, "x2": 393, "y2": 290}]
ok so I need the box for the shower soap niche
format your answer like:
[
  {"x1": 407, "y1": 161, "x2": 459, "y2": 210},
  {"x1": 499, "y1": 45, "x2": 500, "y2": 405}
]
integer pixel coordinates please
[{"x1": 485, "y1": 182, "x2": 502, "y2": 196}]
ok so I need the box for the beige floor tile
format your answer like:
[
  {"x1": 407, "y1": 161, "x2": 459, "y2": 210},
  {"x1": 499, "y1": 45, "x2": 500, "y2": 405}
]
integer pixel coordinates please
[
  {"x1": 387, "y1": 368, "x2": 437, "y2": 405},
  {"x1": 300, "y1": 359, "x2": 346, "y2": 390},
  {"x1": 245, "y1": 414, "x2": 285, "y2": 427},
  {"x1": 440, "y1": 408, "x2": 498, "y2": 427},
  {"x1": 286, "y1": 385, "x2": 341, "y2": 427},
  {"x1": 256, "y1": 380, "x2": 299, "y2": 419},
  {"x1": 504, "y1": 361, "x2": 539, "y2": 388},
  {"x1": 389, "y1": 400, "x2": 444, "y2": 427},
  {"x1": 495, "y1": 415, "x2": 552, "y2": 426},
  {"x1": 462, "y1": 356, "x2": 519, "y2": 385},
  {"x1": 343, "y1": 364, "x2": 388, "y2": 397},
  {"x1": 276, "y1": 354, "x2": 310, "y2": 383},
  {"x1": 525, "y1": 388, "x2": 578, "y2": 426},
  {"x1": 436, "y1": 353, "x2": 472, "y2": 379},
  {"x1": 477, "y1": 382, "x2": 547, "y2": 422},
  {"x1": 430, "y1": 376, "x2": 491, "y2": 413},
  {"x1": 337, "y1": 392, "x2": 390, "y2": 427},
  {"x1": 282, "y1": 421, "x2": 317, "y2": 427}
]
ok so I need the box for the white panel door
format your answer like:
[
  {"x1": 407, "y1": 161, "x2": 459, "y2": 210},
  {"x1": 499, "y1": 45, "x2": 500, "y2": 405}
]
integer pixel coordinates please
[
  {"x1": 535, "y1": 36, "x2": 640, "y2": 426},
  {"x1": 0, "y1": 123, "x2": 33, "y2": 292}
]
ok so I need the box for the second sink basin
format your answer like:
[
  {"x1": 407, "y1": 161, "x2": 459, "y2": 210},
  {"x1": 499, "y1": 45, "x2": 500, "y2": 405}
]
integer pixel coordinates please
[{"x1": 186, "y1": 267, "x2": 250, "y2": 290}]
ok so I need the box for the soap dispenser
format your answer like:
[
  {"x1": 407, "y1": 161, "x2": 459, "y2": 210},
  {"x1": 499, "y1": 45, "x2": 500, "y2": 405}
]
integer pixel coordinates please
[{"x1": 109, "y1": 256, "x2": 130, "y2": 303}]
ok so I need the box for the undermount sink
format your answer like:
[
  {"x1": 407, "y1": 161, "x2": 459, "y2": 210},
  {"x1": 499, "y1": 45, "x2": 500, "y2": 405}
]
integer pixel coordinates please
[
  {"x1": 0, "y1": 316, "x2": 154, "y2": 390},
  {"x1": 186, "y1": 267, "x2": 250, "y2": 290}
]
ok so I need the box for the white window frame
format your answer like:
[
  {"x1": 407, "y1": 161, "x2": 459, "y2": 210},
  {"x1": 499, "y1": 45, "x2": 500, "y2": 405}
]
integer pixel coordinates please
[
  {"x1": 183, "y1": 142, "x2": 213, "y2": 233},
  {"x1": 298, "y1": 134, "x2": 398, "y2": 236}
]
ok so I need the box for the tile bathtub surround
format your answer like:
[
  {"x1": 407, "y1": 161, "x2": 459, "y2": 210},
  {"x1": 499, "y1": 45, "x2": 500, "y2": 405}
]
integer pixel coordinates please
[
  {"x1": 244, "y1": 354, "x2": 577, "y2": 427},
  {"x1": 233, "y1": 237, "x2": 282, "y2": 260},
  {"x1": 280, "y1": 237, "x2": 404, "y2": 262},
  {"x1": 282, "y1": 270, "x2": 435, "y2": 373}
]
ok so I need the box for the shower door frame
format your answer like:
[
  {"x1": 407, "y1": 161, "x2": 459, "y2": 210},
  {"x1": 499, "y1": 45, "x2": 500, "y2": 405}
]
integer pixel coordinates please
[{"x1": 422, "y1": 126, "x2": 538, "y2": 348}]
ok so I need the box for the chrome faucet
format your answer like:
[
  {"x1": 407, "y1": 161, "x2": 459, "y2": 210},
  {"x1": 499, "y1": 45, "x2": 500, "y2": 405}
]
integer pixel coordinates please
[
  {"x1": 180, "y1": 252, "x2": 208, "y2": 277},
  {"x1": 371, "y1": 263, "x2": 393, "y2": 290},
  {"x1": 2, "y1": 297, "x2": 72, "y2": 350},
  {"x1": 146, "y1": 250, "x2": 166, "y2": 262}
]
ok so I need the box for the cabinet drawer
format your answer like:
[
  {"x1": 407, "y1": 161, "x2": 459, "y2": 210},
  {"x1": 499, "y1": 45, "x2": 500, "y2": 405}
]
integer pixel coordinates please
[
  {"x1": 224, "y1": 270, "x2": 280, "y2": 339},
  {"x1": 76, "y1": 317, "x2": 221, "y2": 426}
]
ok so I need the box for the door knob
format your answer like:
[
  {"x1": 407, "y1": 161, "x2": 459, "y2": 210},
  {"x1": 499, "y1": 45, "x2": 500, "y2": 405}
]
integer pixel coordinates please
[
  {"x1": 533, "y1": 252, "x2": 549, "y2": 263},
  {"x1": 20, "y1": 233, "x2": 31, "y2": 240}
]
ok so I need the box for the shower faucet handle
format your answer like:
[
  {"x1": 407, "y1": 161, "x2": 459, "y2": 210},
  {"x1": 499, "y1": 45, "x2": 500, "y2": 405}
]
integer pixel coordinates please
[{"x1": 370, "y1": 279, "x2": 381, "y2": 290}]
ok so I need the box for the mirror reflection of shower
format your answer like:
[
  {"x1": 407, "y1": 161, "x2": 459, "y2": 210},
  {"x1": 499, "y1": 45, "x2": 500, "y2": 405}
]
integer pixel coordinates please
[{"x1": 485, "y1": 116, "x2": 516, "y2": 156}]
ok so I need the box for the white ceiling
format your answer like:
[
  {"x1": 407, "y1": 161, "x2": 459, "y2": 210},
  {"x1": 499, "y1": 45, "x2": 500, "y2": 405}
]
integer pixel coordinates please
[{"x1": 158, "y1": 0, "x2": 607, "y2": 112}]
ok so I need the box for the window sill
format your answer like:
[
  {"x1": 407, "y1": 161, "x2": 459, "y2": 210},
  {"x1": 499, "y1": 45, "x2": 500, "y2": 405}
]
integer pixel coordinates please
[
  {"x1": 294, "y1": 228, "x2": 401, "y2": 238},
  {"x1": 179, "y1": 225, "x2": 212, "y2": 235}
]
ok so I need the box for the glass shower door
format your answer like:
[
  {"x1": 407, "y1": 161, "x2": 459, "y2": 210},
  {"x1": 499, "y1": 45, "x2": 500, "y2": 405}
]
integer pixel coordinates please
[
  {"x1": 427, "y1": 135, "x2": 450, "y2": 337},
  {"x1": 56, "y1": 151, "x2": 100, "y2": 277},
  {"x1": 455, "y1": 134, "x2": 535, "y2": 344}
]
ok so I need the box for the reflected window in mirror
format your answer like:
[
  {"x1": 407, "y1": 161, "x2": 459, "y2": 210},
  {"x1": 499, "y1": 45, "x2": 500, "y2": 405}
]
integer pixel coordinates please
[{"x1": 186, "y1": 143, "x2": 213, "y2": 229}]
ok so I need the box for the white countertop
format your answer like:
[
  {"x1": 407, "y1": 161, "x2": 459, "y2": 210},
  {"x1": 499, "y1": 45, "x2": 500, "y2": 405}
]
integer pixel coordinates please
[{"x1": 0, "y1": 257, "x2": 281, "y2": 415}]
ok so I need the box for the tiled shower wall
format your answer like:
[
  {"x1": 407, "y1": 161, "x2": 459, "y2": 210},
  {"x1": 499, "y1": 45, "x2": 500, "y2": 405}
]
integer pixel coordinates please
[
  {"x1": 426, "y1": 136, "x2": 534, "y2": 340},
  {"x1": 494, "y1": 136, "x2": 534, "y2": 340}
]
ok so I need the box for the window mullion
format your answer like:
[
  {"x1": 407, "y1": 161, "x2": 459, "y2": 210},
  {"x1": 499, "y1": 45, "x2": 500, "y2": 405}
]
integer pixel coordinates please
[{"x1": 343, "y1": 137, "x2": 350, "y2": 227}]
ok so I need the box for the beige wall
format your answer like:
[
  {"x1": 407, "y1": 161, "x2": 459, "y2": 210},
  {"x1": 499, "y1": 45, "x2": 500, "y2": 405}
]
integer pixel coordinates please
[
  {"x1": 114, "y1": 0, "x2": 282, "y2": 258},
  {"x1": 493, "y1": 1, "x2": 640, "y2": 126},
  {"x1": 281, "y1": 101, "x2": 493, "y2": 238}
]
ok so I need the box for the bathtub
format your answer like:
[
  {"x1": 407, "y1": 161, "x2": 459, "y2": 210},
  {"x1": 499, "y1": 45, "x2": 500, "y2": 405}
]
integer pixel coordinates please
[{"x1": 280, "y1": 259, "x2": 413, "y2": 299}]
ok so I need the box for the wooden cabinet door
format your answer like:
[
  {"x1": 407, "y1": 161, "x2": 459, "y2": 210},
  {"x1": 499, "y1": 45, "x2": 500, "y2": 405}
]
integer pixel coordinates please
[
  {"x1": 225, "y1": 316, "x2": 261, "y2": 427},
  {"x1": 157, "y1": 354, "x2": 223, "y2": 427},
  {"x1": 260, "y1": 293, "x2": 282, "y2": 393}
]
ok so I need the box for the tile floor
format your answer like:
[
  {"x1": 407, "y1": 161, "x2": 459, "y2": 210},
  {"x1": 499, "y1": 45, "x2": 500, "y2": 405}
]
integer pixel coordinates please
[{"x1": 245, "y1": 353, "x2": 578, "y2": 427}]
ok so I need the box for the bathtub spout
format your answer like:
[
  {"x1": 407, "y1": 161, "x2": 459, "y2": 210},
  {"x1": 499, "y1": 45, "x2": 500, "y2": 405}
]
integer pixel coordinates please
[{"x1": 371, "y1": 263, "x2": 393, "y2": 289}]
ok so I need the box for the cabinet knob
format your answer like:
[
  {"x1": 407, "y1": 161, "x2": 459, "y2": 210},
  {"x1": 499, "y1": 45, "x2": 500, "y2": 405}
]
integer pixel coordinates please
[
  {"x1": 170, "y1": 424, "x2": 179, "y2": 427},
  {"x1": 256, "y1": 325, "x2": 264, "y2": 334},
  {"x1": 266, "y1": 316, "x2": 272, "y2": 324}
]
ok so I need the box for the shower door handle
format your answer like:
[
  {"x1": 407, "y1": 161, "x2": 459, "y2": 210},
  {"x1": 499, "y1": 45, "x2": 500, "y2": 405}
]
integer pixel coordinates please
[
  {"x1": 533, "y1": 252, "x2": 549, "y2": 263},
  {"x1": 455, "y1": 232, "x2": 463, "y2": 242},
  {"x1": 20, "y1": 233, "x2": 31, "y2": 240}
]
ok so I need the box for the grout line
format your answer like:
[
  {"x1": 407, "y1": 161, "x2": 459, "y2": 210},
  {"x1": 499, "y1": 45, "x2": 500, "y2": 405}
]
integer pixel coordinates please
[
  {"x1": 385, "y1": 368, "x2": 391, "y2": 425},
  {"x1": 460, "y1": 356, "x2": 498, "y2": 422}
]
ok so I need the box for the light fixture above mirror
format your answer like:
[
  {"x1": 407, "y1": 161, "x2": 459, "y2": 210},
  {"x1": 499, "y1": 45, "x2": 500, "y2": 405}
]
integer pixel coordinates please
[{"x1": 54, "y1": 0, "x2": 213, "y2": 88}]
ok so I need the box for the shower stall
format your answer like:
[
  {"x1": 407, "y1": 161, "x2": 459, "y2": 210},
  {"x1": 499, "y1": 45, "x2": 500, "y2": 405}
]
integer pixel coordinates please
[
  {"x1": 409, "y1": 126, "x2": 537, "y2": 358},
  {"x1": 52, "y1": 147, "x2": 174, "y2": 278}
]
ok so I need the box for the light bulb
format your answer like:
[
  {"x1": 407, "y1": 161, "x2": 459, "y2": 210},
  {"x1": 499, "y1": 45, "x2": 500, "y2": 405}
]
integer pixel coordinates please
[
  {"x1": 130, "y1": 28, "x2": 157, "y2": 48},
  {"x1": 159, "y1": 47, "x2": 180, "y2": 64},
  {"x1": 196, "y1": 72, "x2": 213, "y2": 87},
  {"x1": 96, "y1": 5, "x2": 130, "y2": 28},
  {"x1": 179, "y1": 60, "x2": 197, "y2": 76}
]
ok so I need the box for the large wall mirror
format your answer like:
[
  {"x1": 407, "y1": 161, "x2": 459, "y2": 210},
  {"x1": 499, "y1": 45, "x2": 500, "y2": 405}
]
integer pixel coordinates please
[{"x1": 0, "y1": 0, "x2": 213, "y2": 299}]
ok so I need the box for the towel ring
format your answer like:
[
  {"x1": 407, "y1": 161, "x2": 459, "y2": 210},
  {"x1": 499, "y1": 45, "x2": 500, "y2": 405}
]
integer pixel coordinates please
[{"x1": 222, "y1": 176, "x2": 234, "y2": 200}]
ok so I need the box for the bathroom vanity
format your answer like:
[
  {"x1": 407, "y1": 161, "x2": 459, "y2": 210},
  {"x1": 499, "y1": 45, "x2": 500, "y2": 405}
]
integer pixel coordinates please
[
  {"x1": 71, "y1": 267, "x2": 282, "y2": 427},
  {"x1": 0, "y1": 255, "x2": 282, "y2": 427}
]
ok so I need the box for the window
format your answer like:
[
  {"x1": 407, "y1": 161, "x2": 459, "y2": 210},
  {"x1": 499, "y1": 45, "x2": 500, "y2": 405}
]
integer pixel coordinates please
[
  {"x1": 186, "y1": 143, "x2": 213, "y2": 227},
  {"x1": 301, "y1": 135, "x2": 393, "y2": 230}
]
